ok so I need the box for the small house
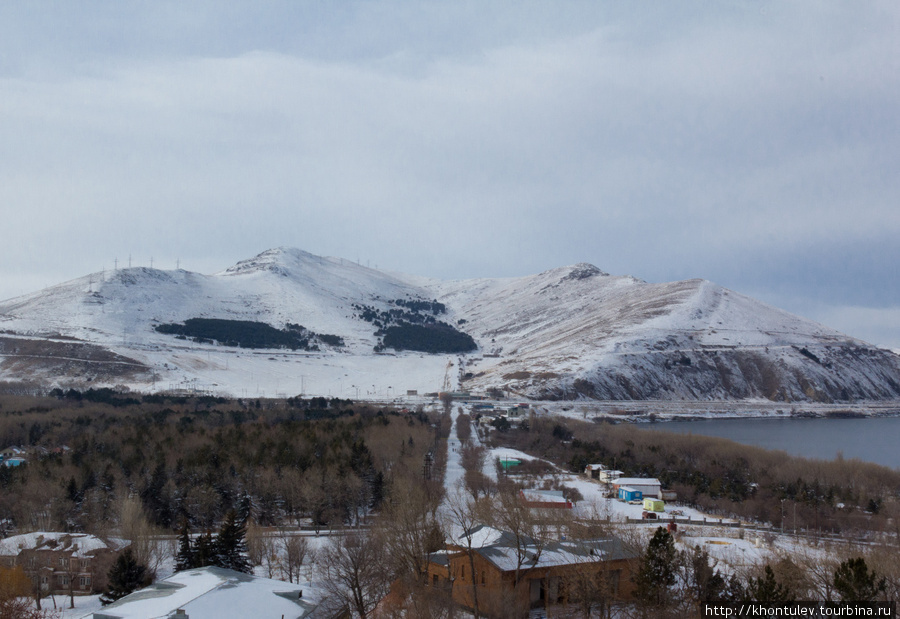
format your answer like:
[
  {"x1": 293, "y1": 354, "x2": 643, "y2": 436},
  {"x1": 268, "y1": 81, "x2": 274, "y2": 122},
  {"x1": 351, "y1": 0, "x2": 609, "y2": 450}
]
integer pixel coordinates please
[
  {"x1": 643, "y1": 498, "x2": 665, "y2": 512},
  {"x1": 618, "y1": 487, "x2": 642, "y2": 501},
  {"x1": 584, "y1": 464, "x2": 605, "y2": 479}
]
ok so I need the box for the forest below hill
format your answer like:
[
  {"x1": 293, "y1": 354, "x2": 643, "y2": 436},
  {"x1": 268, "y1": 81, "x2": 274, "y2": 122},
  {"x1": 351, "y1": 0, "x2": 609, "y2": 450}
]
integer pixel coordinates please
[{"x1": 0, "y1": 391, "x2": 442, "y2": 537}]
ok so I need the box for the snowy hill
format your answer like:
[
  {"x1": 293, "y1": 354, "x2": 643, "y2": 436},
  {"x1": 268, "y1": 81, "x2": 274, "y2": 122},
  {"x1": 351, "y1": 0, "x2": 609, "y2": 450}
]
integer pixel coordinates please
[{"x1": 1, "y1": 247, "x2": 898, "y2": 403}]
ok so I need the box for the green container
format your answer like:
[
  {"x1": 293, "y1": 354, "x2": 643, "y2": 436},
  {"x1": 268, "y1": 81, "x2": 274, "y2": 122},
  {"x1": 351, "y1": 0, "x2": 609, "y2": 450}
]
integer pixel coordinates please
[{"x1": 499, "y1": 458, "x2": 522, "y2": 470}]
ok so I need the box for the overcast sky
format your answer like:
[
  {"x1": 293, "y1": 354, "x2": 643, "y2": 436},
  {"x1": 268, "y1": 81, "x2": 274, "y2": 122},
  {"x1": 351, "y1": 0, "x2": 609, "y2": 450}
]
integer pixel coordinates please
[{"x1": 1, "y1": 1, "x2": 898, "y2": 349}]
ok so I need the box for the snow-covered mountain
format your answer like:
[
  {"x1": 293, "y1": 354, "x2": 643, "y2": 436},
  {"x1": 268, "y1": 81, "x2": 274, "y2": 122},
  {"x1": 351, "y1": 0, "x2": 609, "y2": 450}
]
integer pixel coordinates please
[{"x1": 1, "y1": 247, "x2": 898, "y2": 402}]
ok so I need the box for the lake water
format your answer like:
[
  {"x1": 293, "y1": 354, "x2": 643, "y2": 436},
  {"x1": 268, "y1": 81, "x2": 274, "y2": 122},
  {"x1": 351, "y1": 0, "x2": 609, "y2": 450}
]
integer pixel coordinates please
[{"x1": 639, "y1": 416, "x2": 900, "y2": 470}]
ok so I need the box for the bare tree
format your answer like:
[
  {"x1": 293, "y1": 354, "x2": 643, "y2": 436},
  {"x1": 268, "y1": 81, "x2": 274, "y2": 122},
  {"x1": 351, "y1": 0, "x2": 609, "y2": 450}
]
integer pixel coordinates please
[
  {"x1": 116, "y1": 495, "x2": 166, "y2": 580},
  {"x1": 245, "y1": 521, "x2": 276, "y2": 578},
  {"x1": 279, "y1": 531, "x2": 311, "y2": 584},
  {"x1": 456, "y1": 413, "x2": 472, "y2": 444},
  {"x1": 442, "y1": 489, "x2": 492, "y2": 619},
  {"x1": 318, "y1": 530, "x2": 392, "y2": 619},
  {"x1": 568, "y1": 557, "x2": 620, "y2": 619},
  {"x1": 380, "y1": 482, "x2": 442, "y2": 584}
]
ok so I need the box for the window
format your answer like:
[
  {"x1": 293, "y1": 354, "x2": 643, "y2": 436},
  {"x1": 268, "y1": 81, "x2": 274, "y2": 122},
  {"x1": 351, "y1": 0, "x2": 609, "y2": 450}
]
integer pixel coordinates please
[
  {"x1": 608, "y1": 570, "x2": 621, "y2": 595},
  {"x1": 59, "y1": 575, "x2": 69, "y2": 586},
  {"x1": 58, "y1": 557, "x2": 67, "y2": 567},
  {"x1": 80, "y1": 576, "x2": 91, "y2": 588}
]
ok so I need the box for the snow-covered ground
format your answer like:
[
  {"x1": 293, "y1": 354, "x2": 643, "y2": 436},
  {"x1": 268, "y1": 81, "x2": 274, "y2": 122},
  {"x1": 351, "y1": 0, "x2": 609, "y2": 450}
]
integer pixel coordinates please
[
  {"x1": 478, "y1": 445, "x2": 737, "y2": 526},
  {"x1": 3, "y1": 246, "x2": 897, "y2": 403}
]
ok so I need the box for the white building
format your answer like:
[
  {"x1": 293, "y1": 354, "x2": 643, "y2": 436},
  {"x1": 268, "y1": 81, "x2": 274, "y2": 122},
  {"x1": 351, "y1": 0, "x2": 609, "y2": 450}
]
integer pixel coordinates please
[
  {"x1": 612, "y1": 477, "x2": 662, "y2": 498},
  {"x1": 597, "y1": 469, "x2": 624, "y2": 483},
  {"x1": 91, "y1": 566, "x2": 324, "y2": 619}
]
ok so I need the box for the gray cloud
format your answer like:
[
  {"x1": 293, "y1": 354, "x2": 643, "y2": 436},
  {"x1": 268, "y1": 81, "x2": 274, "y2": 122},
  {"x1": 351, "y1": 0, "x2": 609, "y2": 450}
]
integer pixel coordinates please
[{"x1": 1, "y1": 1, "x2": 898, "y2": 348}]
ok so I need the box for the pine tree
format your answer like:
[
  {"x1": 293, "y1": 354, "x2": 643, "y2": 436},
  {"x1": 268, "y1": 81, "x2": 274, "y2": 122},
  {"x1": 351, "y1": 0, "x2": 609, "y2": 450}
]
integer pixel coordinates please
[
  {"x1": 687, "y1": 546, "x2": 728, "y2": 603},
  {"x1": 100, "y1": 549, "x2": 148, "y2": 605},
  {"x1": 191, "y1": 531, "x2": 216, "y2": 568},
  {"x1": 747, "y1": 565, "x2": 792, "y2": 603},
  {"x1": 834, "y1": 557, "x2": 886, "y2": 602},
  {"x1": 174, "y1": 523, "x2": 194, "y2": 572},
  {"x1": 215, "y1": 510, "x2": 252, "y2": 573},
  {"x1": 635, "y1": 527, "x2": 678, "y2": 608},
  {"x1": 237, "y1": 494, "x2": 253, "y2": 525}
]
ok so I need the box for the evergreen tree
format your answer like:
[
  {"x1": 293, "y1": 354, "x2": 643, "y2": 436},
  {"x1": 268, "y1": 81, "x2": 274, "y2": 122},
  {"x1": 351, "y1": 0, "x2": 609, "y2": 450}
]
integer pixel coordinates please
[
  {"x1": 215, "y1": 510, "x2": 252, "y2": 573},
  {"x1": 687, "y1": 546, "x2": 728, "y2": 603},
  {"x1": 174, "y1": 523, "x2": 193, "y2": 572},
  {"x1": 635, "y1": 527, "x2": 678, "y2": 608},
  {"x1": 833, "y1": 557, "x2": 886, "y2": 602},
  {"x1": 191, "y1": 531, "x2": 216, "y2": 568},
  {"x1": 174, "y1": 514, "x2": 252, "y2": 574},
  {"x1": 100, "y1": 549, "x2": 148, "y2": 605},
  {"x1": 237, "y1": 494, "x2": 253, "y2": 525},
  {"x1": 746, "y1": 565, "x2": 792, "y2": 603}
]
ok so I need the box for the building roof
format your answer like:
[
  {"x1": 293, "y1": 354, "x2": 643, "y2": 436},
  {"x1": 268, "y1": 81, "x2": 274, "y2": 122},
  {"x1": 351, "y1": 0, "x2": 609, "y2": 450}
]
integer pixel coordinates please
[
  {"x1": 454, "y1": 525, "x2": 636, "y2": 573},
  {"x1": 519, "y1": 489, "x2": 572, "y2": 507},
  {"x1": 91, "y1": 566, "x2": 324, "y2": 619},
  {"x1": 613, "y1": 477, "x2": 661, "y2": 486},
  {"x1": 0, "y1": 532, "x2": 129, "y2": 558}
]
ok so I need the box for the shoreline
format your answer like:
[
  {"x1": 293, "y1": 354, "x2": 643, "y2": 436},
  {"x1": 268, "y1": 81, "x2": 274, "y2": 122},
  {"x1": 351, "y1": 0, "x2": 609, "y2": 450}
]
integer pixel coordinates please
[{"x1": 526, "y1": 399, "x2": 900, "y2": 424}]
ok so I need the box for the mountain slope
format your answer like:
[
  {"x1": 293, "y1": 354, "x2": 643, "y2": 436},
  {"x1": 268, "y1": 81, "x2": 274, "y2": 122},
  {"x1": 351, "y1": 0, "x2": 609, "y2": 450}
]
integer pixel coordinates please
[{"x1": 1, "y1": 247, "x2": 898, "y2": 402}]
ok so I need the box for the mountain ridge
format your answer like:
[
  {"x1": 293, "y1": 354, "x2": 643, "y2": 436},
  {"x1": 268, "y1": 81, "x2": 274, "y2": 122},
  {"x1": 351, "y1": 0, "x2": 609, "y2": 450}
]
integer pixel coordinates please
[{"x1": 1, "y1": 247, "x2": 898, "y2": 403}]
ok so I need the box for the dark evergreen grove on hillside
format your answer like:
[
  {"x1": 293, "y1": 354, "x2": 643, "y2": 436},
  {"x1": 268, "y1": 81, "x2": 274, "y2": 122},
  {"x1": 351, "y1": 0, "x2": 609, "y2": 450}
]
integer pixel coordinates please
[
  {"x1": 380, "y1": 322, "x2": 477, "y2": 353},
  {"x1": 154, "y1": 318, "x2": 344, "y2": 351},
  {"x1": 352, "y1": 297, "x2": 476, "y2": 353}
]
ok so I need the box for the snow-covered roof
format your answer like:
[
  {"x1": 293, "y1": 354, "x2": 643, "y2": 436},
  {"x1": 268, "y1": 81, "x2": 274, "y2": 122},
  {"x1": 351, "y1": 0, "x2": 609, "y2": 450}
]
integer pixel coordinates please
[
  {"x1": 520, "y1": 489, "x2": 570, "y2": 504},
  {"x1": 0, "y1": 532, "x2": 128, "y2": 558},
  {"x1": 613, "y1": 477, "x2": 660, "y2": 486},
  {"x1": 454, "y1": 525, "x2": 635, "y2": 573},
  {"x1": 91, "y1": 566, "x2": 324, "y2": 619}
]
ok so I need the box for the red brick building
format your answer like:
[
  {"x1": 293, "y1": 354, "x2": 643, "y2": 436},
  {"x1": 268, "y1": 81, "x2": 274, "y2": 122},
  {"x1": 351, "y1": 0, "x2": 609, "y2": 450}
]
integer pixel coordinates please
[
  {"x1": 426, "y1": 526, "x2": 637, "y2": 617},
  {"x1": 0, "y1": 532, "x2": 129, "y2": 596}
]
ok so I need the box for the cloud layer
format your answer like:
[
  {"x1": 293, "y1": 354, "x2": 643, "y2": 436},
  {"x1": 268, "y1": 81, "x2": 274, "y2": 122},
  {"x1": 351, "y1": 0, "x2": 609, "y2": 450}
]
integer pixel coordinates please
[{"x1": 1, "y1": 1, "x2": 898, "y2": 347}]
